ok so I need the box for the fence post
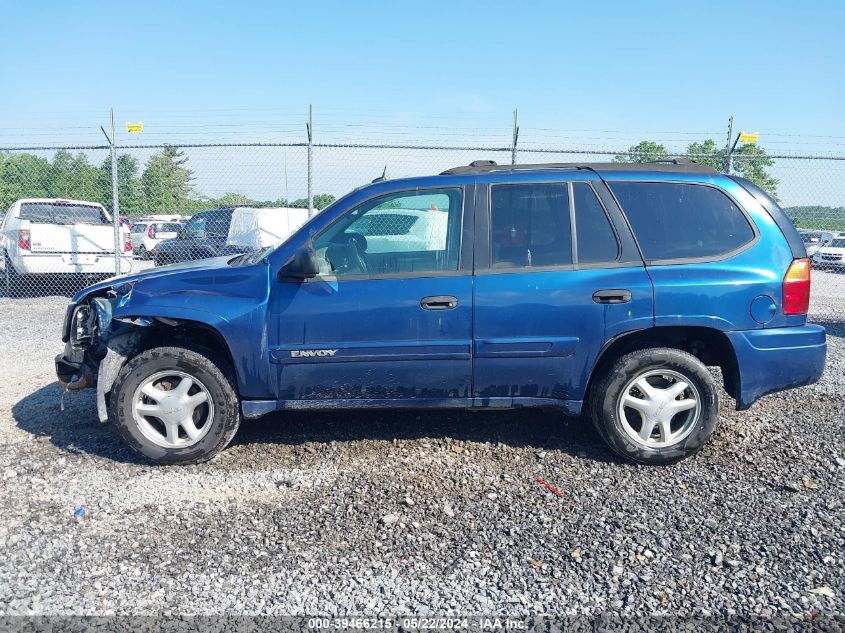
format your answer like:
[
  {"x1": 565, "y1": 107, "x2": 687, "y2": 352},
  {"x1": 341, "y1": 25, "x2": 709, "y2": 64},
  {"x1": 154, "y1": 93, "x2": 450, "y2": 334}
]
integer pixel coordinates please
[
  {"x1": 307, "y1": 104, "x2": 313, "y2": 217},
  {"x1": 724, "y1": 115, "x2": 734, "y2": 175},
  {"x1": 101, "y1": 109, "x2": 121, "y2": 275},
  {"x1": 511, "y1": 108, "x2": 519, "y2": 165}
]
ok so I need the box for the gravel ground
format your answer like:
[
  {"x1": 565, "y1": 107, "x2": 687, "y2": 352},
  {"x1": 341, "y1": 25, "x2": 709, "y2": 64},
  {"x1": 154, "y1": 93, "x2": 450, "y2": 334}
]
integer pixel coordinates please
[{"x1": 0, "y1": 291, "x2": 843, "y2": 621}]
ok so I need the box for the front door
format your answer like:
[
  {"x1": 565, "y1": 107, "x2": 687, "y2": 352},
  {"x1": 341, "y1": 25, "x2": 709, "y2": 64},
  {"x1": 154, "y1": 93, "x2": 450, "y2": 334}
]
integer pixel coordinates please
[
  {"x1": 472, "y1": 173, "x2": 653, "y2": 410},
  {"x1": 268, "y1": 186, "x2": 473, "y2": 403}
]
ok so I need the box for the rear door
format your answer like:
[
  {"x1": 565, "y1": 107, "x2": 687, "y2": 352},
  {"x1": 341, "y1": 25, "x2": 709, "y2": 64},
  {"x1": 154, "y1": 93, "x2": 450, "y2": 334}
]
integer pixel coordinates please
[{"x1": 472, "y1": 172, "x2": 652, "y2": 409}]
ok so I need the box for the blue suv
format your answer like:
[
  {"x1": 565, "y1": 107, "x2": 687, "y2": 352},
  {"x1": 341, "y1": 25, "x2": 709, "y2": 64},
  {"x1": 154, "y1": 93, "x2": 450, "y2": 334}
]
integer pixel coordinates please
[{"x1": 55, "y1": 161, "x2": 826, "y2": 465}]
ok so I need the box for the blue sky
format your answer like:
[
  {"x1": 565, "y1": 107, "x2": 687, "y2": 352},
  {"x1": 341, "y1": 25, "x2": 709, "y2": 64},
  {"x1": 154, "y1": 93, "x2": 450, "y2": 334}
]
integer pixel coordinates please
[{"x1": 3, "y1": 1, "x2": 844, "y2": 204}]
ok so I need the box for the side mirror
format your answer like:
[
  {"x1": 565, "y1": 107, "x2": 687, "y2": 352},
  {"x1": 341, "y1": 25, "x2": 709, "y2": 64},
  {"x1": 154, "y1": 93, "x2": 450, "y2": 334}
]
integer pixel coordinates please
[{"x1": 283, "y1": 245, "x2": 319, "y2": 280}]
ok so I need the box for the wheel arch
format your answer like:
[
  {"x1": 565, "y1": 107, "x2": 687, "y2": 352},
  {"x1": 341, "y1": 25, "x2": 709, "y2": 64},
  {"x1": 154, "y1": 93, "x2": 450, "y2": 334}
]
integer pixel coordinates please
[
  {"x1": 586, "y1": 326, "x2": 740, "y2": 408},
  {"x1": 134, "y1": 319, "x2": 238, "y2": 382}
]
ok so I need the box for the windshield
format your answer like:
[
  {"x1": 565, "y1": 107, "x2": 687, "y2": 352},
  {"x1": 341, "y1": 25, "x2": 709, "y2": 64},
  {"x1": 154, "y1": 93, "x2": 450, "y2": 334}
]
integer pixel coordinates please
[{"x1": 20, "y1": 202, "x2": 108, "y2": 225}]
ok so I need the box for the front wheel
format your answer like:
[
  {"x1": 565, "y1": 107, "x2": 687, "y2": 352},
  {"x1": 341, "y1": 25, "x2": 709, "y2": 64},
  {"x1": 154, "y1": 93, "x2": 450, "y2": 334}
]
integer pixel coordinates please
[
  {"x1": 109, "y1": 346, "x2": 241, "y2": 464},
  {"x1": 589, "y1": 348, "x2": 719, "y2": 465}
]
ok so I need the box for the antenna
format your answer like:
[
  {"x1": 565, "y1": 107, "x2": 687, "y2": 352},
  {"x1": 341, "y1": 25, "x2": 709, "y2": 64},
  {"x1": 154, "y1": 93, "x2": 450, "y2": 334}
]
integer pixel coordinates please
[{"x1": 371, "y1": 165, "x2": 388, "y2": 183}]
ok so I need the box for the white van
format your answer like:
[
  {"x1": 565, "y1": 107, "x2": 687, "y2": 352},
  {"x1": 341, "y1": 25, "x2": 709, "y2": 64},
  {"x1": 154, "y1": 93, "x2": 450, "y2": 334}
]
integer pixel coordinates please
[
  {"x1": 1, "y1": 198, "x2": 132, "y2": 291},
  {"x1": 226, "y1": 207, "x2": 310, "y2": 250}
]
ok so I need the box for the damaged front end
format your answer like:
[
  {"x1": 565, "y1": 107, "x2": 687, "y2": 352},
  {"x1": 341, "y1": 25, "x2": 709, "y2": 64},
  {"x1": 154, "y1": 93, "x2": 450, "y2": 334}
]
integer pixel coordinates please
[{"x1": 56, "y1": 282, "x2": 144, "y2": 422}]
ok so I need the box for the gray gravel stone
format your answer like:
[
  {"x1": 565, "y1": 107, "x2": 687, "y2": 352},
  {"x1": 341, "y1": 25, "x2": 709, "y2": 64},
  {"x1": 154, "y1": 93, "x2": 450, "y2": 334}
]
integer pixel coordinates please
[{"x1": 0, "y1": 296, "x2": 843, "y2": 619}]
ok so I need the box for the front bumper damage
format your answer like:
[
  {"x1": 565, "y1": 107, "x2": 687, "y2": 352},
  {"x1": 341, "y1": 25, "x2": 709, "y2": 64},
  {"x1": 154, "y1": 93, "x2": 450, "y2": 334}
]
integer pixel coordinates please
[{"x1": 55, "y1": 284, "x2": 144, "y2": 422}]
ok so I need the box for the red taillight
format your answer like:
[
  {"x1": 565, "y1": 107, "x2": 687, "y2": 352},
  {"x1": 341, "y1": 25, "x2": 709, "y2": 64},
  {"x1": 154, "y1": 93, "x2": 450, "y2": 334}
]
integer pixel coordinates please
[
  {"x1": 148, "y1": 224, "x2": 155, "y2": 239},
  {"x1": 123, "y1": 230, "x2": 132, "y2": 253},
  {"x1": 783, "y1": 258, "x2": 811, "y2": 315},
  {"x1": 18, "y1": 229, "x2": 30, "y2": 251}
]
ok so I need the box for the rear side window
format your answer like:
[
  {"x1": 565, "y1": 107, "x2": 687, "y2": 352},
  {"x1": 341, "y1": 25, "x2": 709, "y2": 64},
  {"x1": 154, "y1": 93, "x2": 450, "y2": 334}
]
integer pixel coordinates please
[
  {"x1": 573, "y1": 183, "x2": 618, "y2": 263},
  {"x1": 491, "y1": 183, "x2": 572, "y2": 268},
  {"x1": 609, "y1": 182, "x2": 755, "y2": 261}
]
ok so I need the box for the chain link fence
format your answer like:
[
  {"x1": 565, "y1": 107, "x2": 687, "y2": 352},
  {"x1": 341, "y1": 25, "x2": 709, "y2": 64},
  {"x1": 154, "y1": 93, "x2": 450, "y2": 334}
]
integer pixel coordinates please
[{"x1": 0, "y1": 140, "x2": 843, "y2": 321}]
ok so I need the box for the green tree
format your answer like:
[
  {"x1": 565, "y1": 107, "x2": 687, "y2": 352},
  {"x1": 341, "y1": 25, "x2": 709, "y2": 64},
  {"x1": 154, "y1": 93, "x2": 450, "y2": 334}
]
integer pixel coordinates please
[
  {"x1": 48, "y1": 150, "x2": 103, "y2": 203},
  {"x1": 0, "y1": 152, "x2": 52, "y2": 208},
  {"x1": 290, "y1": 194, "x2": 336, "y2": 210},
  {"x1": 685, "y1": 139, "x2": 724, "y2": 171},
  {"x1": 686, "y1": 139, "x2": 779, "y2": 199},
  {"x1": 613, "y1": 140, "x2": 670, "y2": 163},
  {"x1": 99, "y1": 154, "x2": 143, "y2": 216},
  {"x1": 731, "y1": 143, "x2": 778, "y2": 198},
  {"x1": 215, "y1": 192, "x2": 258, "y2": 207},
  {"x1": 141, "y1": 146, "x2": 193, "y2": 213}
]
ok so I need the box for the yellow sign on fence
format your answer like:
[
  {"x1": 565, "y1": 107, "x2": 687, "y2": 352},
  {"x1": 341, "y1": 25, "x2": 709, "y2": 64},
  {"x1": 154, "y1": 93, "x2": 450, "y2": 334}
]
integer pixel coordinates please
[
  {"x1": 738, "y1": 131, "x2": 759, "y2": 144},
  {"x1": 125, "y1": 122, "x2": 144, "y2": 133}
]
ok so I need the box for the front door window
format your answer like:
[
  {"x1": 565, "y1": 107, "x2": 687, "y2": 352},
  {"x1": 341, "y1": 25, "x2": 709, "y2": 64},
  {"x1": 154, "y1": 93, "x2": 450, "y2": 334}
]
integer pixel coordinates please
[{"x1": 312, "y1": 188, "x2": 463, "y2": 277}]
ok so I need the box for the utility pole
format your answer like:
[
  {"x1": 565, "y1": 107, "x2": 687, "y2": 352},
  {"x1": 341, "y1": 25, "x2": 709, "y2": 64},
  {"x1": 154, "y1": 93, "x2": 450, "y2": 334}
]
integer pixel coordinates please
[
  {"x1": 511, "y1": 108, "x2": 519, "y2": 165},
  {"x1": 100, "y1": 109, "x2": 121, "y2": 275},
  {"x1": 307, "y1": 104, "x2": 313, "y2": 218},
  {"x1": 725, "y1": 116, "x2": 734, "y2": 175}
]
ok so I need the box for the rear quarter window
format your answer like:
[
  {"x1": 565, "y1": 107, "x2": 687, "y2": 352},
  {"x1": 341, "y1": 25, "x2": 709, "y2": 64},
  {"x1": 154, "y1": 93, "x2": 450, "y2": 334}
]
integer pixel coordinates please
[{"x1": 609, "y1": 182, "x2": 755, "y2": 261}]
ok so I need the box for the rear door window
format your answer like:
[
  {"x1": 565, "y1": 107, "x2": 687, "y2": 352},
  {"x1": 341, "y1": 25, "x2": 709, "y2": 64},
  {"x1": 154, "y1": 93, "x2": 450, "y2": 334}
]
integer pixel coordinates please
[
  {"x1": 490, "y1": 183, "x2": 572, "y2": 268},
  {"x1": 609, "y1": 182, "x2": 755, "y2": 261},
  {"x1": 573, "y1": 183, "x2": 618, "y2": 264}
]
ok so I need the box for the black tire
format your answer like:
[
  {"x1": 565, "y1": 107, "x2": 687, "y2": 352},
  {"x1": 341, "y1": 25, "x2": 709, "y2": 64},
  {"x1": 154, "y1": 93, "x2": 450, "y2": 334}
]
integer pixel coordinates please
[
  {"x1": 589, "y1": 348, "x2": 719, "y2": 465},
  {"x1": 3, "y1": 253, "x2": 23, "y2": 297},
  {"x1": 109, "y1": 345, "x2": 241, "y2": 465}
]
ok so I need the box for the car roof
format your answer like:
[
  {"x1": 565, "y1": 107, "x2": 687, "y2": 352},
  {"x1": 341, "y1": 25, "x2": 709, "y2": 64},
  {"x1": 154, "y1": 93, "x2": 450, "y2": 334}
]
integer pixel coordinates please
[
  {"x1": 354, "y1": 160, "x2": 722, "y2": 195},
  {"x1": 439, "y1": 160, "x2": 718, "y2": 176}
]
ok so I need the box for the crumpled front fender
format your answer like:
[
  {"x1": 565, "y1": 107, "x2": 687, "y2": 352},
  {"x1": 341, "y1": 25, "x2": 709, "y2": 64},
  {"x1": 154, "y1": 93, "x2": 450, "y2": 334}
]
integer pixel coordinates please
[{"x1": 96, "y1": 329, "x2": 142, "y2": 423}]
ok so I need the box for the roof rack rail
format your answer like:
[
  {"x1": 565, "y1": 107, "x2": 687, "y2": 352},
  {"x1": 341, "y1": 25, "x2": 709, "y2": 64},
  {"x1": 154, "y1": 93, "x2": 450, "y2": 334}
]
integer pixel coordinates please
[{"x1": 440, "y1": 160, "x2": 717, "y2": 176}]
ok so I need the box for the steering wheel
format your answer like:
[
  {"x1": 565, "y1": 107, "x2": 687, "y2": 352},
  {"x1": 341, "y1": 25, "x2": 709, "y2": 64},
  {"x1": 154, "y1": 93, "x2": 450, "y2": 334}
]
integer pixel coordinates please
[{"x1": 326, "y1": 232, "x2": 368, "y2": 274}]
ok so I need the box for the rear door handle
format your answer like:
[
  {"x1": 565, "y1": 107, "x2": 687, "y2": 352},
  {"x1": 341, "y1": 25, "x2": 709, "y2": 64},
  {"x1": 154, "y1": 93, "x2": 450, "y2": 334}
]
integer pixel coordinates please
[
  {"x1": 592, "y1": 289, "x2": 632, "y2": 304},
  {"x1": 421, "y1": 295, "x2": 458, "y2": 310}
]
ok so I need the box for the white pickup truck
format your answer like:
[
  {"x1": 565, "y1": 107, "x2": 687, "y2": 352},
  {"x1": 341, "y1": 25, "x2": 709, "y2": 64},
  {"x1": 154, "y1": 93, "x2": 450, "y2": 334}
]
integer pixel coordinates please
[{"x1": 1, "y1": 198, "x2": 133, "y2": 293}]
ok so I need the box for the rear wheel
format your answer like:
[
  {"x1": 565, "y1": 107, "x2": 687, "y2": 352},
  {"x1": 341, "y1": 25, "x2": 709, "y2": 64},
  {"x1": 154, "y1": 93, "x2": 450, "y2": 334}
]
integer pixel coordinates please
[
  {"x1": 3, "y1": 253, "x2": 23, "y2": 297},
  {"x1": 589, "y1": 348, "x2": 719, "y2": 465},
  {"x1": 109, "y1": 346, "x2": 241, "y2": 464}
]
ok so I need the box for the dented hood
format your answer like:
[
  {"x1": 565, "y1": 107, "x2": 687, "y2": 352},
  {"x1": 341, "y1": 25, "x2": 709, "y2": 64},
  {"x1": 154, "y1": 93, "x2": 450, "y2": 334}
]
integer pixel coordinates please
[{"x1": 71, "y1": 256, "x2": 237, "y2": 302}]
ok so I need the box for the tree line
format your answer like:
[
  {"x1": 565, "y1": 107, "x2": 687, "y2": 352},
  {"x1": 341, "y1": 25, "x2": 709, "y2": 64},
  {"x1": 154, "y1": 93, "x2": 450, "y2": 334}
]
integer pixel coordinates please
[
  {"x1": 1, "y1": 139, "x2": 779, "y2": 215},
  {"x1": 0, "y1": 146, "x2": 335, "y2": 216},
  {"x1": 613, "y1": 139, "x2": 778, "y2": 198}
]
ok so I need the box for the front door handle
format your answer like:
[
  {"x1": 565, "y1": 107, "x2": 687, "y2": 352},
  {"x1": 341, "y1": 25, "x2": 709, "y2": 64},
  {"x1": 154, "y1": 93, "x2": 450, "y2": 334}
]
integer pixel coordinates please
[
  {"x1": 421, "y1": 295, "x2": 458, "y2": 310},
  {"x1": 592, "y1": 289, "x2": 632, "y2": 304}
]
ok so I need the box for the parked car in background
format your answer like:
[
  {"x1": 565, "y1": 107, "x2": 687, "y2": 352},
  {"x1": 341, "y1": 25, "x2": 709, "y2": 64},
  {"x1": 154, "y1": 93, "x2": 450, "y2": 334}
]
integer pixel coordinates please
[
  {"x1": 130, "y1": 221, "x2": 182, "y2": 259},
  {"x1": 57, "y1": 161, "x2": 825, "y2": 466},
  {"x1": 154, "y1": 207, "x2": 308, "y2": 266},
  {"x1": 2, "y1": 198, "x2": 132, "y2": 294},
  {"x1": 812, "y1": 233, "x2": 845, "y2": 271},
  {"x1": 799, "y1": 229, "x2": 834, "y2": 257}
]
